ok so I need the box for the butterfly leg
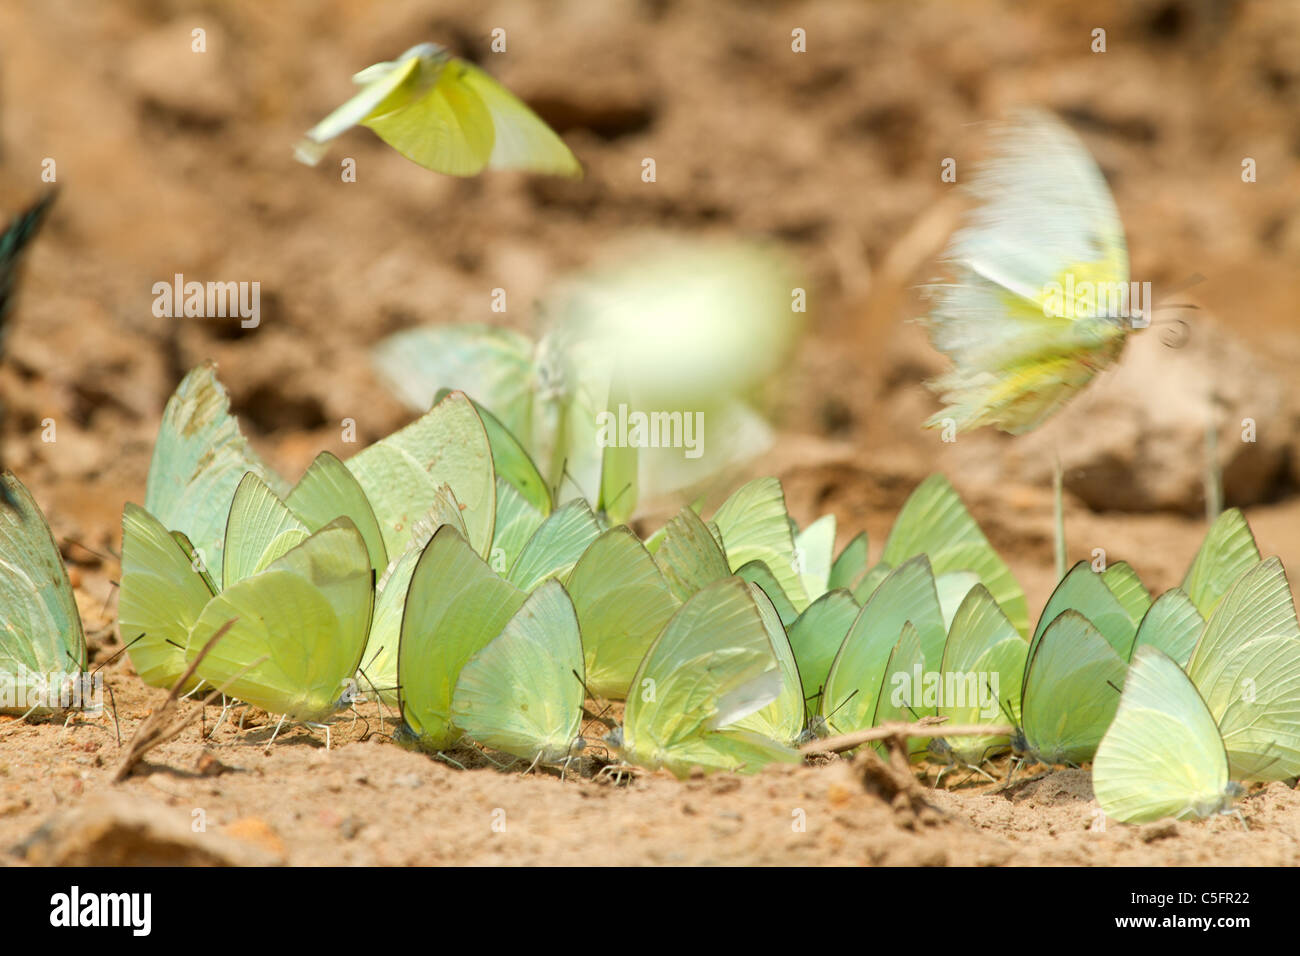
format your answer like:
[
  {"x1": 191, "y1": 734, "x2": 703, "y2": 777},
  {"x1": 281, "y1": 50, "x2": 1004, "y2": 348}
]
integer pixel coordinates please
[
  {"x1": 433, "y1": 751, "x2": 467, "y2": 771},
  {"x1": 263, "y1": 714, "x2": 288, "y2": 753},
  {"x1": 207, "y1": 695, "x2": 234, "y2": 740}
]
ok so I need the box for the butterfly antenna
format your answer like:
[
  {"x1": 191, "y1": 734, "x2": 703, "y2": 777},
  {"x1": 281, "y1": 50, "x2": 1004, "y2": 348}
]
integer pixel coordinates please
[
  {"x1": 99, "y1": 580, "x2": 120, "y2": 618},
  {"x1": 60, "y1": 537, "x2": 109, "y2": 563},
  {"x1": 560, "y1": 458, "x2": 591, "y2": 506},
  {"x1": 820, "y1": 687, "x2": 859, "y2": 733},
  {"x1": 91, "y1": 633, "x2": 144, "y2": 676}
]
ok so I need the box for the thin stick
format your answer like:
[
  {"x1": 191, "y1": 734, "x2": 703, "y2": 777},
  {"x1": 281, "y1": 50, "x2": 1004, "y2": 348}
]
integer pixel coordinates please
[
  {"x1": 800, "y1": 720, "x2": 1016, "y2": 756},
  {"x1": 112, "y1": 620, "x2": 258, "y2": 782}
]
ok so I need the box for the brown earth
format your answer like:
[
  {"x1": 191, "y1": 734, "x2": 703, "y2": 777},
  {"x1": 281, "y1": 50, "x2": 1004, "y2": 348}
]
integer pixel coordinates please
[{"x1": 1, "y1": 0, "x2": 1298, "y2": 865}]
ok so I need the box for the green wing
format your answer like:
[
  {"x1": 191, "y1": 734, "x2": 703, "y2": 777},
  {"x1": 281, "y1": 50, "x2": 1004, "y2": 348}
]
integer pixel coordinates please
[
  {"x1": 620, "y1": 577, "x2": 797, "y2": 777},
  {"x1": 879, "y1": 474, "x2": 1028, "y2": 635},
  {"x1": 144, "y1": 364, "x2": 285, "y2": 588},
  {"x1": 710, "y1": 478, "x2": 809, "y2": 611},
  {"x1": 1182, "y1": 508, "x2": 1261, "y2": 618},
  {"x1": 565, "y1": 527, "x2": 679, "y2": 700},
  {"x1": 285, "y1": 451, "x2": 388, "y2": 575},
  {"x1": 295, "y1": 50, "x2": 424, "y2": 164},
  {"x1": 222, "y1": 472, "x2": 310, "y2": 588},
  {"x1": 457, "y1": 60, "x2": 582, "y2": 177},
  {"x1": 821, "y1": 555, "x2": 945, "y2": 736},
  {"x1": 119, "y1": 503, "x2": 215, "y2": 690},
  {"x1": 935, "y1": 570, "x2": 980, "y2": 632},
  {"x1": 1101, "y1": 561, "x2": 1151, "y2": 640},
  {"x1": 1019, "y1": 610, "x2": 1127, "y2": 765},
  {"x1": 456, "y1": 394, "x2": 552, "y2": 517},
  {"x1": 372, "y1": 324, "x2": 537, "y2": 437},
  {"x1": 186, "y1": 519, "x2": 374, "y2": 722},
  {"x1": 871, "y1": 621, "x2": 930, "y2": 759},
  {"x1": 1031, "y1": 561, "x2": 1136, "y2": 662},
  {"x1": 1094, "y1": 646, "x2": 1237, "y2": 824},
  {"x1": 0, "y1": 473, "x2": 86, "y2": 713},
  {"x1": 793, "y1": 514, "x2": 837, "y2": 600},
  {"x1": 363, "y1": 54, "x2": 495, "y2": 176},
  {"x1": 506, "y1": 498, "x2": 602, "y2": 592},
  {"x1": 730, "y1": 583, "x2": 806, "y2": 745},
  {"x1": 490, "y1": 477, "x2": 547, "y2": 575},
  {"x1": 828, "y1": 531, "x2": 869, "y2": 592},
  {"x1": 734, "y1": 560, "x2": 798, "y2": 628},
  {"x1": 450, "y1": 580, "x2": 585, "y2": 763},
  {"x1": 1131, "y1": 588, "x2": 1202, "y2": 668},
  {"x1": 653, "y1": 507, "x2": 731, "y2": 602},
  {"x1": 935, "y1": 584, "x2": 1027, "y2": 762},
  {"x1": 787, "y1": 588, "x2": 858, "y2": 711},
  {"x1": 397, "y1": 526, "x2": 526, "y2": 750},
  {"x1": 1186, "y1": 558, "x2": 1300, "y2": 780},
  {"x1": 346, "y1": 390, "x2": 495, "y2": 558}
]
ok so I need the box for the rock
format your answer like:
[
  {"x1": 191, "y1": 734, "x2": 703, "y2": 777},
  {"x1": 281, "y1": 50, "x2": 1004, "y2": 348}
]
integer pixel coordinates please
[{"x1": 12, "y1": 793, "x2": 282, "y2": 866}]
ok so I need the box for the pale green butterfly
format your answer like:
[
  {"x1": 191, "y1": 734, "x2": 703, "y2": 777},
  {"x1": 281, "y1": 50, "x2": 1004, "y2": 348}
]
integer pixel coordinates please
[
  {"x1": 1093, "y1": 646, "x2": 1244, "y2": 824},
  {"x1": 295, "y1": 42, "x2": 581, "y2": 177},
  {"x1": 490, "y1": 477, "x2": 547, "y2": 575},
  {"x1": 922, "y1": 110, "x2": 1137, "y2": 435},
  {"x1": 396, "y1": 525, "x2": 527, "y2": 753},
  {"x1": 359, "y1": 495, "x2": 465, "y2": 710},
  {"x1": 144, "y1": 364, "x2": 286, "y2": 589},
  {"x1": 450, "y1": 580, "x2": 586, "y2": 766},
  {"x1": 820, "y1": 555, "x2": 946, "y2": 738},
  {"x1": 1130, "y1": 587, "x2": 1202, "y2": 668},
  {"x1": 729, "y1": 584, "x2": 807, "y2": 747},
  {"x1": 284, "y1": 451, "x2": 389, "y2": 575},
  {"x1": 651, "y1": 506, "x2": 731, "y2": 603},
  {"x1": 221, "y1": 473, "x2": 311, "y2": 588},
  {"x1": 1182, "y1": 507, "x2": 1261, "y2": 618},
  {"x1": 184, "y1": 517, "x2": 375, "y2": 724},
  {"x1": 828, "y1": 530, "x2": 869, "y2": 592},
  {"x1": 1029, "y1": 561, "x2": 1136, "y2": 664},
  {"x1": 710, "y1": 477, "x2": 809, "y2": 612},
  {"x1": 1013, "y1": 609, "x2": 1127, "y2": 766},
  {"x1": 0, "y1": 472, "x2": 88, "y2": 714},
  {"x1": 1184, "y1": 557, "x2": 1300, "y2": 781},
  {"x1": 867, "y1": 474, "x2": 1028, "y2": 636},
  {"x1": 505, "y1": 498, "x2": 602, "y2": 592},
  {"x1": 611, "y1": 576, "x2": 801, "y2": 778},
  {"x1": 928, "y1": 584, "x2": 1028, "y2": 768},
  {"x1": 565, "y1": 526, "x2": 679, "y2": 700},
  {"x1": 345, "y1": 389, "x2": 496, "y2": 560},
  {"x1": 734, "y1": 560, "x2": 798, "y2": 627},
  {"x1": 1100, "y1": 561, "x2": 1151, "y2": 636},
  {"x1": 119, "y1": 503, "x2": 215, "y2": 691},
  {"x1": 786, "y1": 588, "x2": 858, "y2": 713},
  {"x1": 871, "y1": 621, "x2": 932, "y2": 760}
]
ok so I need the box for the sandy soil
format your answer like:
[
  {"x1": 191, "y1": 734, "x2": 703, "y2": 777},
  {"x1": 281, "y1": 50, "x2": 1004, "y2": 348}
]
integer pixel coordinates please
[{"x1": 1, "y1": 0, "x2": 1298, "y2": 865}]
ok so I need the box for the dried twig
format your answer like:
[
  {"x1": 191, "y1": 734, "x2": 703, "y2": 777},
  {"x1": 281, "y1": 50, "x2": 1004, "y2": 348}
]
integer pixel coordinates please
[
  {"x1": 800, "y1": 719, "x2": 1016, "y2": 756},
  {"x1": 113, "y1": 620, "x2": 256, "y2": 782}
]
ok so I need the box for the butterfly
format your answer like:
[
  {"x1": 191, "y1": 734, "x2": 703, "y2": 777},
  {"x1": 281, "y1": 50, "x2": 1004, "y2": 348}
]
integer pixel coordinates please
[
  {"x1": 0, "y1": 471, "x2": 88, "y2": 715},
  {"x1": 923, "y1": 110, "x2": 1138, "y2": 435},
  {"x1": 1094, "y1": 646, "x2": 1245, "y2": 824},
  {"x1": 295, "y1": 42, "x2": 581, "y2": 177}
]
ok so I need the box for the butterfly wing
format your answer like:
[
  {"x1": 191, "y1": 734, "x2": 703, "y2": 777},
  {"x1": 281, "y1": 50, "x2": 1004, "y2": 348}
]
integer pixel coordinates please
[
  {"x1": 457, "y1": 60, "x2": 581, "y2": 177},
  {"x1": 1094, "y1": 646, "x2": 1235, "y2": 823},
  {"x1": 0, "y1": 473, "x2": 85, "y2": 712},
  {"x1": 451, "y1": 580, "x2": 585, "y2": 762}
]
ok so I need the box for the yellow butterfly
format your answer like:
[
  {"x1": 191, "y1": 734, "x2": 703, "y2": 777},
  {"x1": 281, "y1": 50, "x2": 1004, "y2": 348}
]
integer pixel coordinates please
[
  {"x1": 295, "y1": 43, "x2": 581, "y2": 178},
  {"x1": 923, "y1": 111, "x2": 1141, "y2": 435}
]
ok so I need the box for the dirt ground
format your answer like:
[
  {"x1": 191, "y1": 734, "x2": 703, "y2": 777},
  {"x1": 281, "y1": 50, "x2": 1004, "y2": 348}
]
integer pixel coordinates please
[{"x1": 2, "y1": 0, "x2": 1299, "y2": 865}]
